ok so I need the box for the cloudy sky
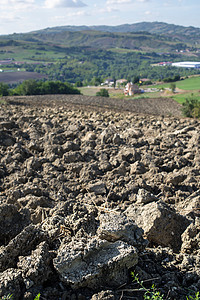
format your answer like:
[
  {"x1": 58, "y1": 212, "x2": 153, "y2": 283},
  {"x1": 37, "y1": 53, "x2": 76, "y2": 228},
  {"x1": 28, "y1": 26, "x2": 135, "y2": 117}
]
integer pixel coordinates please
[{"x1": 0, "y1": 0, "x2": 199, "y2": 35}]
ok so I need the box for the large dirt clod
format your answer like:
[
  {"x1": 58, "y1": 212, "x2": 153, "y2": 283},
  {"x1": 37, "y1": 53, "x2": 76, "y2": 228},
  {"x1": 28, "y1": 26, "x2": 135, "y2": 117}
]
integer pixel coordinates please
[
  {"x1": 125, "y1": 201, "x2": 190, "y2": 251},
  {"x1": 54, "y1": 236, "x2": 138, "y2": 289}
]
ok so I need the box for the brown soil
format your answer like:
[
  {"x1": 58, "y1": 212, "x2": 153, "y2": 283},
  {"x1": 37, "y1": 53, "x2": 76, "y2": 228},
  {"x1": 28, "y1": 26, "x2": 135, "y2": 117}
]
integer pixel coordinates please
[
  {"x1": 0, "y1": 95, "x2": 199, "y2": 300},
  {"x1": 0, "y1": 72, "x2": 47, "y2": 84},
  {"x1": 5, "y1": 94, "x2": 182, "y2": 117}
]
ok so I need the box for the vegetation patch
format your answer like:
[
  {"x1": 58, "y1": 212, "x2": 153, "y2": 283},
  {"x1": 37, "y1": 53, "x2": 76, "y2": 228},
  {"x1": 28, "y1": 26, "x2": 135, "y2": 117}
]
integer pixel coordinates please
[
  {"x1": 96, "y1": 88, "x2": 110, "y2": 97},
  {"x1": 0, "y1": 79, "x2": 80, "y2": 96},
  {"x1": 182, "y1": 95, "x2": 200, "y2": 118},
  {"x1": 176, "y1": 76, "x2": 200, "y2": 90}
]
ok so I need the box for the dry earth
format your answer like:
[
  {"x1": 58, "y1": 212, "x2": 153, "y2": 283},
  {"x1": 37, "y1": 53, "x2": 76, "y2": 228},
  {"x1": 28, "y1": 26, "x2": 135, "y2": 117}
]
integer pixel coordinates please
[{"x1": 0, "y1": 95, "x2": 200, "y2": 300}]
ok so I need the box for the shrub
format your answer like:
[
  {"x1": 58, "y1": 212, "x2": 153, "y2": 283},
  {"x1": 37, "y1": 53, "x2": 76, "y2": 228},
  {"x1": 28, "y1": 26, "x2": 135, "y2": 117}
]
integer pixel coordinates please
[
  {"x1": 96, "y1": 88, "x2": 109, "y2": 97},
  {"x1": 182, "y1": 96, "x2": 200, "y2": 118},
  {"x1": 193, "y1": 102, "x2": 200, "y2": 118},
  {"x1": 12, "y1": 80, "x2": 81, "y2": 96}
]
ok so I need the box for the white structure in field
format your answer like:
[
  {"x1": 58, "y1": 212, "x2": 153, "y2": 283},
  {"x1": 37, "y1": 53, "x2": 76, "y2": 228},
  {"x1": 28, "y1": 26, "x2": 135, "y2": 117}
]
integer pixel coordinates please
[
  {"x1": 124, "y1": 82, "x2": 141, "y2": 96},
  {"x1": 172, "y1": 62, "x2": 200, "y2": 68}
]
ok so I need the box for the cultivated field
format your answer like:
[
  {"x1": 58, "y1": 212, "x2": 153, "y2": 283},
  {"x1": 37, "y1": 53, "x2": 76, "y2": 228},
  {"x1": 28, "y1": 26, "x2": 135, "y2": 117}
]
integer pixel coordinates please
[
  {"x1": 0, "y1": 71, "x2": 47, "y2": 84},
  {"x1": 0, "y1": 95, "x2": 199, "y2": 300}
]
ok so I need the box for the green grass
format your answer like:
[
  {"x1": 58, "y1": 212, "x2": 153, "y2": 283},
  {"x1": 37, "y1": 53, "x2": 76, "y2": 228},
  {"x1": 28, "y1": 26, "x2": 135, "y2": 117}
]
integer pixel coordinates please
[
  {"x1": 147, "y1": 76, "x2": 200, "y2": 104},
  {"x1": 151, "y1": 76, "x2": 200, "y2": 91},
  {"x1": 0, "y1": 43, "x2": 66, "y2": 63},
  {"x1": 172, "y1": 92, "x2": 200, "y2": 104},
  {"x1": 108, "y1": 48, "x2": 145, "y2": 54},
  {"x1": 176, "y1": 76, "x2": 200, "y2": 90},
  {"x1": 132, "y1": 92, "x2": 162, "y2": 99},
  {"x1": 79, "y1": 86, "x2": 101, "y2": 96}
]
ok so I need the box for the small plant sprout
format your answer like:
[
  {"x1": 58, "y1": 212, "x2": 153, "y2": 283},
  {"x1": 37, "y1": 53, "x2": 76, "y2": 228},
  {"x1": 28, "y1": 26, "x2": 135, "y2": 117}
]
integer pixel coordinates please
[{"x1": 131, "y1": 272, "x2": 164, "y2": 300}]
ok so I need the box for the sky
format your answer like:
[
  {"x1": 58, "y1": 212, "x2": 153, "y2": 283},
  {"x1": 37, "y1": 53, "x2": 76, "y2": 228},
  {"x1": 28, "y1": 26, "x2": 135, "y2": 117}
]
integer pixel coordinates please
[{"x1": 0, "y1": 0, "x2": 200, "y2": 35}]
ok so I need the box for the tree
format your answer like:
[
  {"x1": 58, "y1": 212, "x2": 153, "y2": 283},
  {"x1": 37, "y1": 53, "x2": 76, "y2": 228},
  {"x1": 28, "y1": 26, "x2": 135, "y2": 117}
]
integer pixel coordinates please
[
  {"x1": 133, "y1": 76, "x2": 140, "y2": 84},
  {"x1": 170, "y1": 83, "x2": 176, "y2": 93},
  {"x1": 113, "y1": 78, "x2": 116, "y2": 89},
  {"x1": 75, "y1": 81, "x2": 83, "y2": 87},
  {"x1": 173, "y1": 74, "x2": 180, "y2": 81},
  {"x1": 90, "y1": 77, "x2": 102, "y2": 86},
  {"x1": 96, "y1": 89, "x2": 109, "y2": 97},
  {"x1": 13, "y1": 79, "x2": 40, "y2": 95},
  {"x1": 13, "y1": 80, "x2": 81, "y2": 96},
  {"x1": 0, "y1": 83, "x2": 9, "y2": 96}
]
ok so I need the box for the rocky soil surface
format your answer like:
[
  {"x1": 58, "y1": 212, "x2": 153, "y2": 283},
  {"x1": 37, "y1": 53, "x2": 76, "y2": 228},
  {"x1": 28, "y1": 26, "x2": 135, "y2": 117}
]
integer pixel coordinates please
[{"x1": 0, "y1": 95, "x2": 200, "y2": 300}]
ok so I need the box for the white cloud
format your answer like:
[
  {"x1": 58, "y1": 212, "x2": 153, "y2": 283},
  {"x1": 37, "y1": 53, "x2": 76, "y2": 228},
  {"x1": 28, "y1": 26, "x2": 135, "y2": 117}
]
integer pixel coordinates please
[
  {"x1": 0, "y1": 11, "x2": 22, "y2": 22},
  {"x1": 53, "y1": 10, "x2": 89, "y2": 19},
  {"x1": 67, "y1": 10, "x2": 88, "y2": 16},
  {"x1": 106, "y1": 0, "x2": 131, "y2": 4},
  {"x1": 106, "y1": 0, "x2": 149, "y2": 4},
  {"x1": 0, "y1": 0, "x2": 35, "y2": 10},
  {"x1": 99, "y1": 7, "x2": 119, "y2": 13},
  {"x1": 45, "y1": 0, "x2": 87, "y2": 9},
  {"x1": 0, "y1": 0, "x2": 34, "y2": 5}
]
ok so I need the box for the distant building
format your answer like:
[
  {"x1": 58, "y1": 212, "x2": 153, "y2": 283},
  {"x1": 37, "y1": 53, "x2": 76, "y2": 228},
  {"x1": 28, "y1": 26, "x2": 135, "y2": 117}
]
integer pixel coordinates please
[
  {"x1": 172, "y1": 61, "x2": 200, "y2": 68},
  {"x1": 104, "y1": 78, "x2": 114, "y2": 86},
  {"x1": 157, "y1": 61, "x2": 172, "y2": 66},
  {"x1": 0, "y1": 59, "x2": 13, "y2": 65},
  {"x1": 116, "y1": 79, "x2": 127, "y2": 86},
  {"x1": 124, "y1": 82, "x2": 141, "y2": 96},
  {"x1": 139, "y1": 78, "x2": 151, "y2": 84}
]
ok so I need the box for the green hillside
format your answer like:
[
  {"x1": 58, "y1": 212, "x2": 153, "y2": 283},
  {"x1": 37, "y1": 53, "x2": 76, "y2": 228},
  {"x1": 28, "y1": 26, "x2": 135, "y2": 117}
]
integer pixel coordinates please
[
  {"x1": 0, "y1": 22, "x2": 200, "y2": 85},
  {"x1": 0, "y1": 30, "x2": 191, "y2": 52},
  {"x1": 28, "y1": 21, "x2": 200, "y2": 41},
  {"x1": 24, "y1": 21, "x2": 200, "y2": 45}
]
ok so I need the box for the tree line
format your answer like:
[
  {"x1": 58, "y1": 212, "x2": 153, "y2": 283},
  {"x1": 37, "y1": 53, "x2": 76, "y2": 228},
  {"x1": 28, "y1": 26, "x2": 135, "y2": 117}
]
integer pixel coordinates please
[{"x1": 0, "y1": 80, "x2": 80, "y2": 96}]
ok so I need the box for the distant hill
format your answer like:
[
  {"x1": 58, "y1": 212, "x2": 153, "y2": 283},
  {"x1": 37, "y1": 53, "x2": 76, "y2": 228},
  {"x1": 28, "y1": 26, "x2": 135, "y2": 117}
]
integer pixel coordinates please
[
  {"x1": 30, "y1": 22, "x2": 200, "y2": 42},
  {"x1": 6, "y1": 31, "x2": 183, "y2": 52},
  {"x1": 31, "y1": 22, "x2": 200, "y2": 37},
  {"x1": 2, "y1": 21, "x2": 199, "y2": 47}
]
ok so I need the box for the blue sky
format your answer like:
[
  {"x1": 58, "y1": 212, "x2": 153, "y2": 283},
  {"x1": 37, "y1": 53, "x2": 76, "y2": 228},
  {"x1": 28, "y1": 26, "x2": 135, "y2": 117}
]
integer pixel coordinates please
[{"x1": 0, "y1": 0, "x2": 199, "y2": 34}]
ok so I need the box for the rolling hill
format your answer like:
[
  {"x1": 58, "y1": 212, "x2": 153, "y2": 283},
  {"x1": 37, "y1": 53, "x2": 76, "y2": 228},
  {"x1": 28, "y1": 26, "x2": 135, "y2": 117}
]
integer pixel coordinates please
[
  {"x1": 0, "y1": 21, "x2": 199, "y2": 51},
  {"x1": 28, "y1": 21, "x2": 200, "y2": 44}
]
